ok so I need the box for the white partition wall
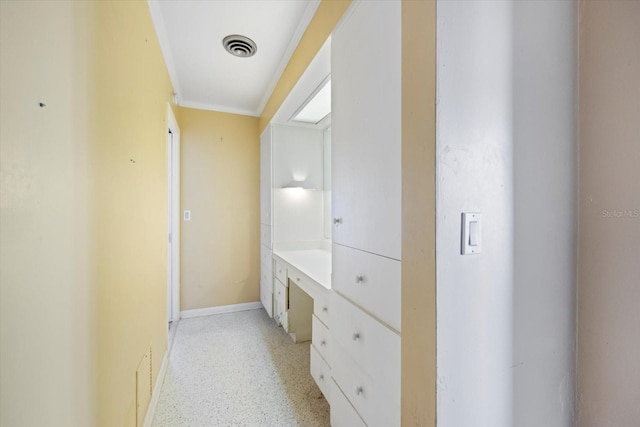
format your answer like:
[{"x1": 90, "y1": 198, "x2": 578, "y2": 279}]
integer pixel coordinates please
[
  {"x1": 436, "y1": 1, "x2": 577, "y2": 426},
  {"x1": 512, "y1": 2, "x2": 577, "y2": 426}
]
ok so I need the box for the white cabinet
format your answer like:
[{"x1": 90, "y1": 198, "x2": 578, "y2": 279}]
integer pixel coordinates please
[
  {"x1": 260, "y1": 125, "x2": 273, "y2": 227},
  {"x1": 273, "y1": 251, "x2": 332, "y2": 403},
  {"x1": 330, "y1": 293, "x2": 400, "y2": 410},
  {"x1": 260, "y1": 224, "x2": 272, "y2": 250},
  {"x1": 331, "y1": 342, "x2": 398, "y2": 427},
  {"x1": 260, "y1": 125, "x2": 274, "y2": 317},
  {"x1": 330, "y1": 1, "x2": 402, "y2": 425},
  {"x1": 313, "y1": 293, "x2": 330, "y2": 328},
  {"x1": 260, "y1": 247, "x2": 273, "y2": 318},
  {"x1": 310, "y1": 345, "x2": 332, "y2": 402},
  {"x1": 274, "y1": 278, "x2": 288, "y2": 329},
  {"x1": 274, "y1": 257, "x2": 287, "y2": 284},
  {"x1": 331, "y1": 0, "x2": 401, "y2": 261},
  {"x1": 332, "y1": 243, "x2": 401, "y2": 332},
  {"x1": 330, "y1": 380, "x2": 367, "y2": 427},
  {"x1": 264, "y1": 123, "x2": 326, "y2": 322},
  {"x1": 312, "y1": 314, "x2": 331, "y2": 363}
]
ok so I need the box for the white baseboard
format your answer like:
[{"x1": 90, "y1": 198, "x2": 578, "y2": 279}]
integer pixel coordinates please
[
  {"x1": 143, "y1": 350, "x2": 169, "y2": 427},
  {"x1": 180, "y1": 301, "x2": 263, "y2": 319}
]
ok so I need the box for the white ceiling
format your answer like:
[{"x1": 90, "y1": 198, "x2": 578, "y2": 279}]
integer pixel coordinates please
[{"x1": 148, "y1": 0, "x2": 320, "y2": 117}]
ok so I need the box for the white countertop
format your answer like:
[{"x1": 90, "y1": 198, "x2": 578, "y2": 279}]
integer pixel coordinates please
[{"x1": 273, "y1": 249, "x2": 331, "y2": 290}]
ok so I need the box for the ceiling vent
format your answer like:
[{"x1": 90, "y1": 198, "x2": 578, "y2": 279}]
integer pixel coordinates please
[{"x1": 222, "y1": 35, "x2": 257, "y2": 58}]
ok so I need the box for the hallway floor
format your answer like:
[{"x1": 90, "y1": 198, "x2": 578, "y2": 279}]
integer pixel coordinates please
[{"x1": 152, "y1": 309, "x2": 330, "y2": 426}]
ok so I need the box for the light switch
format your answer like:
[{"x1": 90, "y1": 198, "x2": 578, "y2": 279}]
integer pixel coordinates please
[
  {"x1": 469, "y1": 221, "x2": 479, "y2": 246},
  {"x1": 462, "y1": 212, "x2": 481, "y2": 255},
  {"x1": 183, "y1": 210, "x2": 191, "y2": 221}
]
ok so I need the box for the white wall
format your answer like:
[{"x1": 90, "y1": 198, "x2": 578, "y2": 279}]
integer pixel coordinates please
[
  {"x1": 272, "y1": 124, "x2": 324, "y2": 190},
  {"x1": 272, "y1": 124, "x2": 324, "y2": 248},
  {"x1": 323, "y1": 127, "x2": 332, "y2": 241},
  {"x1": 436, "y1": 2, "x2": 514, "y2": 425},
  {"x1": 512, "y1": 2, "x2": 577, "y2": 426},
  {"x1": 436, "y1": 1, "x2": 576, "y2": 426}
]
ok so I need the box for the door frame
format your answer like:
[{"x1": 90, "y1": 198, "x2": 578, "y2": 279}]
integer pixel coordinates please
[{"x1": 167, "y1": 104, "x2": 181, "y2": 323}]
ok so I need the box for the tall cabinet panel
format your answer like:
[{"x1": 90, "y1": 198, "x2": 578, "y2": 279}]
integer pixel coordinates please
[
  {"x1": 330, "y1": 2, "x2": 402, "y2": 426},
  {"x1": 331, "y1": 0, "x2": 401, "y2": 261},
  {"x1": 260, "y1": 125, "x2": 273, "y2": 317},
  {"x1": 261, "y1": 125, "x2": 273, "y2": 226}
]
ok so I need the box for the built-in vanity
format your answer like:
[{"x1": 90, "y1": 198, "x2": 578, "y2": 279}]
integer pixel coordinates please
[
  {"x1": 260, "y1": 2, "x2": 401, "y2": 425},
  {"x1": 272, "y1": 249, "x2": 333, "y2": 399}
]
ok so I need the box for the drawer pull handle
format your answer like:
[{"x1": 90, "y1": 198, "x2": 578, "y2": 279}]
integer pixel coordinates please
[
  {"x1": 356, "y1": 386, "x2": 364, "y2": 396},
  {"x1": 321, "y1": 340, "x2": 326, "y2": 346},
  {"x1": 319, "y1": 374, "x2": 324, "y2": 381},
  {"x1": 333, "y1": 217, "x2": 343, "y2": 225},
  {"x1": 355, "y1": 275, "x2": 365, "y2": 283},
  {"x1": 352, "y1": 332, "x2": 360, "y2": 341},
  {"x1": 296, "y1": 277, "x2": 300, "y2": 282},
  {"x1": 322, "y1": 306, "x2": 328, "y2": 313}
]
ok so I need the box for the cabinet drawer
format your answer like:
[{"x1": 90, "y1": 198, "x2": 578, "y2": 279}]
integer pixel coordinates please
[
  {"x1": 310, "y1": 345, "x2": 331, "y2": 403},
  {"x1": 287, "y1": 266, "x2": 313, "y2": 295},
  {"x1": 261, "y1": 246, "x2": 273, "y2": 274},
  {"x1": 273, "y1": 292, "x2": 282, "y2": 326},
  {"x1": 261, "y1": 223, "x2": 272, "y2": 249},
  {"x1": 330, "y1": 379, "x2": 367, "y2": 427},
  {"x1": 260, "y1": 288, "x2": 272, "y2": 318},
  {"x1": 332, "y1": 243, "x2": 401, "y2": 332},
  {"x1": 332, "y1": 344, "x2": 399, "y2": 427},
  {"x1": 274, "y1": 258, "x2": 287, "y2": 285},
  {"x1": 329, "y1": 293, "x2": 400, "y2": 406},
  {"x1": 261, "y1": 260, "x2": 272, "y2": 297},
  {"x1": 260, "y1": 271, "x2": 273, "y2": 318},
  {"x1": 312, "y1": 315, "x2": 331, "y2": 365},
  {"x1": 313, "y1": 293, "x2": 330, "y2": 326},
  {"x1": 274, "y1": 279, "x2": 288, "y2": 328}
]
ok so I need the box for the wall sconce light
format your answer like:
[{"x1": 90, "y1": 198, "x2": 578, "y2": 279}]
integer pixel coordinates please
[{"x1": 282, "y1": 179, "x2": 316, "y2": 191}]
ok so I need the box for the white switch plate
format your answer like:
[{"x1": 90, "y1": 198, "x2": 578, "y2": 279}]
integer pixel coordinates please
[
  {"x1": 461, "y1": 212, "x2": 481, "y2": 255},
  {"x1": 183, "y1": 210, "x2": 191, "y2": 221}
]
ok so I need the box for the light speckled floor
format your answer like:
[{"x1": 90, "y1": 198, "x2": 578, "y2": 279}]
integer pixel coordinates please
[{"x1": 152, "y1": 309, "x2": 330, "y2": 427}]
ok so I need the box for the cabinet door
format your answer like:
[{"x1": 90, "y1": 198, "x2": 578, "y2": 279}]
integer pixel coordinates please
[
  {"x1": 331, "y1": 0, "x2": 401, "y2": 260},
  {"x1": 260, "y1": 271, "x2": 273, "y2": 318},
  {"x1": 260, "y1": 125, "x2": 272, "y2": 226},
  {"x1": 260, "y1": 246, "x2": 273, "y2": 317}
]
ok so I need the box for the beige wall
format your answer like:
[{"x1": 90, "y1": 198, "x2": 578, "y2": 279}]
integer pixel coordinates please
[
  {"x1": 259, "y1": 0, "x2": 351, "y2": 133},
  {"x1": 1, "y1": 1, "x2": 175, "y2": 425},
  {"x1": 93, "y1": 2, "x2": 175, "y2": 424},
  {"x1": 578, "y1": 1, "x2": 640, "y2": 425},
  {"x1": 179, "y1": 107, "x2": 260, "y2": 310},
  {"x1": 0, "y1": 2, "x2": 95, "y2": 425},
  {"x1": 401, "y1": 1, "x2": 437, "y2": 426}
]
